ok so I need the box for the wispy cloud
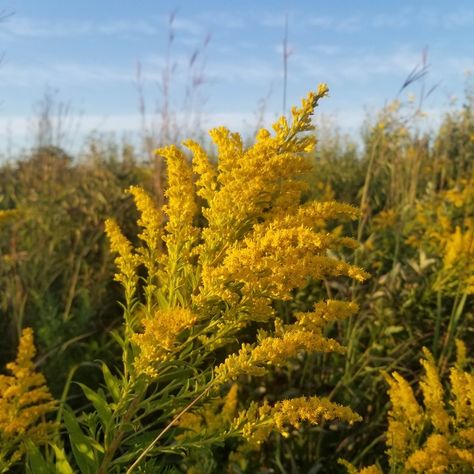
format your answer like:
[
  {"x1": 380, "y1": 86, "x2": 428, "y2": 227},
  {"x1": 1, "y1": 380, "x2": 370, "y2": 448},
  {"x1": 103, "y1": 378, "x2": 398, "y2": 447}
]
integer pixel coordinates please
[
  {"x1": 172, "y1": 17, "x2": 205, "y2": 36},
  {"x1": 307, "y1": 6, "x2": 474, "y2": 32},
  {"x1": 0, "y1": 61, "x2": 135, "y2": 87},
  {"x1": 207, "y1": 59, "x2": 278, "y2": 84},
  {"x1": 195, "y1": 11, "x2": 245, "y2": 29},
  {"x1": 260, "y1": 12, "x2": 287, "y2": 28},
  {"x1": 443, "y1": 8, "x2": 474, "y2": 28},
  {"x1": 294, "y1": 47, "x2": 423, "y2": 84},
  {"x1": 308, "y1": 15, "x2": 361, "y2": 32},
  {"x1": 0, "y1": 16, "x2": 163, "y2": 39}
]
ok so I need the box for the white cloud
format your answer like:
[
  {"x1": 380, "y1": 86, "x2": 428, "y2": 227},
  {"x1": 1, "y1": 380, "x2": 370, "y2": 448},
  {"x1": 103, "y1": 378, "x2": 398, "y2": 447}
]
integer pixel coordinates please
[
  {"x1": 199, "y1": 11, "x2": 245, "y2": 29},
  {"x1": 310, "y1": 44, "x2": 342, "y2": 56},
  {"x1": 0, "y1": 61, "x2": 135, "y2": 87},
  {"x1": 172, "y1": 17, "x2": 204, "y2": 36},
  {"x1": 260, "y1": 12, "x2": 287, "y2": 28},
  {"x1": 0, "y1": 15, "x2": 162, "y2": 39},
  {"x1": 444, "y1": 8, "x2": 474, "y2": 28},
  {"x1": 207, "y1": 60, "x2": 279, "y2": 84},
  {"x1": 295, "y1": 47, "x2": 423, "y2": 83},
  {"x1": 308, "y1": 15, "x2": 361, "y2": 33}
]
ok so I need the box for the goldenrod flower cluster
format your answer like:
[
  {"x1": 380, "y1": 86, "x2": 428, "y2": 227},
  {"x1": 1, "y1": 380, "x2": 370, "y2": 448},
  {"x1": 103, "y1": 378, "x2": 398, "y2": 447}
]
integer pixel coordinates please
[
  {"x1": 387, "y1": 345, "x2": 474, "y2": 472},
  {"x1": 131, "y1": 307, "x2": 198, "y2": 377},
  {"x1": 230, "y1": 395, "x2": 360, "y2": 448},
  {"x1": 339, "y1": 459, "x2": 383, "y2": 474},
  {"x1": 215, "y1": 300, "x2": 359, "y2": 382},
  {"x1": 0, "y1": 328, "x2": 57, "y2": 471},
  {"x1": 407, "y1": 177, "x2": 474, "y2": 295},
  {"x1": 106, "y1": 86, "x2": 367, "y2": 455},
  {"x1": 104, "y1": 218, "x2": 140, "y2": 304},
  {"x1": 343, "y1": 341, "x2": 474, "y2": 474},
  {"x1": 442, "y1": 224, "x2": 474, "y2": 294}
]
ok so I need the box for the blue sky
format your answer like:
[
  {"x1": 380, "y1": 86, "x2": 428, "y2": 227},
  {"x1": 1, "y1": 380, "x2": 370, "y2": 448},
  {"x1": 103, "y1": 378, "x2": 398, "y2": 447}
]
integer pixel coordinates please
[{"x1": 0, "y1": 0, "x2": 473, "y2": 152}]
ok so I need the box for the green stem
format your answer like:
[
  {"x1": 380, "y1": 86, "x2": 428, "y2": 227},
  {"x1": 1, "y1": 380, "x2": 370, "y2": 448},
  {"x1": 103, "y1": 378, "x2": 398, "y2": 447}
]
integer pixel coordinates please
[
  {"x1": 126, "y1": 383, "x2": 214, "y2": 474},
  {"x1": 432, "y1": 290, "x2": 443, "y2": 356}
]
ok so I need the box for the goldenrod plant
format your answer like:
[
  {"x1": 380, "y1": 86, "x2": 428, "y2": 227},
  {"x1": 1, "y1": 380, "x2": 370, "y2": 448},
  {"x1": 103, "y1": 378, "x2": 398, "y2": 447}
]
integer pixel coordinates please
[
  {"x1": 0, "y1": 328, "x2": 57, "y2": 472},
  {"x1": 22, "y1": 85, "x2": 366, "y2": 473},
  {"x1": 342, "y1": 340, "x2": 474, "y2": 473}
]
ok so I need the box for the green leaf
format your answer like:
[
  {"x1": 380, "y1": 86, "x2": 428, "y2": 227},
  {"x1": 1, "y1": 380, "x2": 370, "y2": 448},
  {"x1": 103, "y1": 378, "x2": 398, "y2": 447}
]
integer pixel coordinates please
[
  {"x1": 384, "y1": 325, "x2": 404, "y2": 335},
  {"x1": 109, "y1": 329, "x2": 125, "y2": 348},
  {"x1": 156, "y1": 289, "x2": 169, "y2": 309},
  {"x1": 25, "y1": 440, "x2": 55, "y2": 474},
  {"x1": 63, "y1": 409, "x2": 102, "y2": 474},
  {"x1": 77, "y1": 383, "x2": 113, "y2": 429},
  {"x1": 51, "y1": 445, "x2": 75, "y2": 474},
  {"x1": 101, "y1": 362, "x2": 121, "y2": 403}
]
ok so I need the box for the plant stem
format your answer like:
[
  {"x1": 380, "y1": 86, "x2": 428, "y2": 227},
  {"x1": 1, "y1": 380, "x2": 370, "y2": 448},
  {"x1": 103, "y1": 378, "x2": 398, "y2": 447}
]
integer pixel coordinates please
[{"x1": 126, "y1": 384, "x2": 213, "y2": 474}]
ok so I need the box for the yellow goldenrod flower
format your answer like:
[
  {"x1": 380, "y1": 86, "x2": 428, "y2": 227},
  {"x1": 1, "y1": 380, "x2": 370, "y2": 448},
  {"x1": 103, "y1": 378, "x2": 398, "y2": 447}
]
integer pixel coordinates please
[
  {"x1": 384, "y1": 371, "x2": 424, "y2": 466},
  {"x1": 104, "y1": 218, "x2": 139, "y2": 296},
  {"x1": 405, "y1": 433, "x2": 450, "y2": 473},
  {"x1": 420, "y1": 348, "x2": 451, "y2": 434},
  {"x1": 449, "y1": 367, "x2": 473, "y2": 426},
  {"x1": 156, "y1": 144, "x2": 198, "y2": 245},
  {"x1": 103, "y1": 86, "x2": 367, "y2": 471},
  {"x1": 271, "y1": 396, "x2": 361, "y2": 431},
  {"x1": 202, "y1": 224, "x2": 367, "y2": 306},
  {"x1": 208, "y1": 126, "x2": 243, "y2": 185},
  {"x1": 295, "y1": 300, "x2": 359, "y2": 329},
  {"x1": 0, "y1": 328, "x2": 57, "y2": 470},
  {"x1": 132, "y1": 307, "x2": 198, "y2": 377},
  {"x1": 338, "y1": 459, "x2": 383, "y2": 474},
  {"x1": 128, "y1": 186, "x2": 162, "y2": 256},
  {"x1": 215, "y1": 315, "x2": 351, "y2": 384},
  {"x1": 183, "y1": 139, "x2": 217, "y2": 202},
  {"x1": 380, "y1": 342, "x2": 474, "y2": 473},
  {"x1": 232, "y1": 395, "x2": 359, "y2": 450},
  {"x1": 221, "y1": 383, "x2": 239, "y2": 423}
]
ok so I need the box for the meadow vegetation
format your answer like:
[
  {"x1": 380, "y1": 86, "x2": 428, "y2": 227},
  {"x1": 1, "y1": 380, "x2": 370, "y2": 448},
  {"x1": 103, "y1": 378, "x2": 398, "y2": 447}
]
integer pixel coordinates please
[{"x1": 0, "y1": 80, "x2": 473, "y2": 473}]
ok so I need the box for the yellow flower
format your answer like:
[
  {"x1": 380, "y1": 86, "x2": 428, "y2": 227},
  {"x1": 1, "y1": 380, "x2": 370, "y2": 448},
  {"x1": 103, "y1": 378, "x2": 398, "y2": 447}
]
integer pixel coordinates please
[
  {"x1": 405, "y1": 434, "x2": 450, "y2": 473},
  {"x1": 383, "y1": 342, "x2": 474, "y2": 472},
  {"x1": 231, "y1": 394, "x2": 360, "y2": 451},
  {"x1": 156, "y1": 144, "x2": 198, "y2": 245},
  {"x1": 384, "y1": 371, "x2": 424, "y2": 464},
  {"x1": 372, "y1": 209, "x2": 397, "y2": 229},
  {"x1": 450, "y1": 367, "x2": 474, "y2": 426},
  {"x1": 214, "y1": 305, "x2": 356, "y2": 383},
  {"x1": 132, "y1": 307, "x2": 198, "y2": 378},
  {"x1": 128, "y1": 186, "x2": 162, "y2": 256},
  {"x1": 183, "y1": 139, "x2": 217, "y2": 202},
  {"x1": 338, "y1": 459, "x2": 383, "y2": 474},
  {"x1": 295, "y1": 300, "x2": 359, "y2": 329},
  {"x1": 104, "y1": 218, "x2": 139, "y2": 295},
  {"x1": 271, "y1": 396, "x2": 361, "y2": 431},
  {"x1": 420, "y1": 348, "x2": 450, "y2": 434},
  {"x1": 221, "y1": 383, "x2": 239, "y2": 422},
  {"x1": 107, "y1": 86, "x2": 366, "y2": 464},
  {"x1": 0, "y1": 328, "x2": 57, "y2": 469},
  {"x1": 202, "y1": 223, "x2": 367, "y2": 306}
]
